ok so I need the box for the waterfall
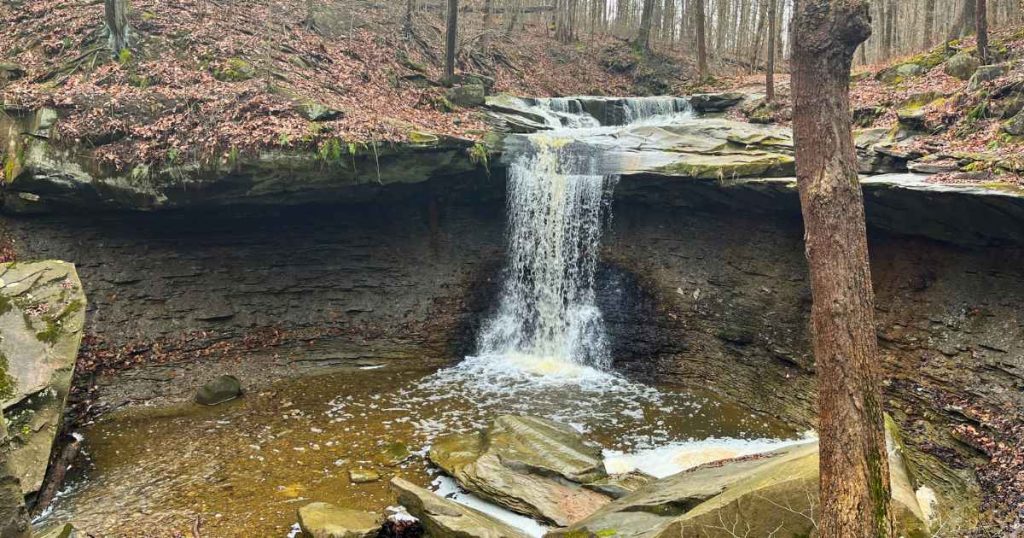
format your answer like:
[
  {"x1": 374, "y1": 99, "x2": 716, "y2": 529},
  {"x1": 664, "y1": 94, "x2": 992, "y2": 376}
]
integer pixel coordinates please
[
  {"x1": 476, "y1": 96, "x2": 690, "y2": 371},
  {"x1": 477, "y1": 133, "x2": 617, "y2": 368}
]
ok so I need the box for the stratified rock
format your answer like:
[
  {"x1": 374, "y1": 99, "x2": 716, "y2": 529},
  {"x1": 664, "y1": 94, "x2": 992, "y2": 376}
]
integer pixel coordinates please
[
  {"x1": 584, "y1": 471, "x2": 655, "y2": 499},
  {"x1": 446, "y1": 85, "x2": 486, "y2": 108},
  {"x1": 195, "y1": 375, "x2": 242, "y2": 405},
  {"x1": 688, "y1": 93, "x2": 745, "y2": 113},
  {"x1": 556, "y1": 431, "x2": 930, "y2": 538},
  {"x1": 0, "y1": 261, "x2": 86, "y2": 496},
  {"x1": 349, "y1": 469, "x2": 381, "y2": 484},
  {"x1": 390, "y1": 477, "x2": 530, "y2": 538},
  {"x1": 297, "y1": 502, "x2": 382, "y2": 538},
  {"x1": 430, "y1": 415, "x2": 611, "y2": 526},
  {"x1": 945, "y1": 52, "x2": 980, "y2": 81}
]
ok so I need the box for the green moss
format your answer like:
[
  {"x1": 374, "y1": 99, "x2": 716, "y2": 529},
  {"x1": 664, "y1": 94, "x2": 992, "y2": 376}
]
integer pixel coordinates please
[
  {"x1": 468, "y1": 142, "x2": 489, "y2": 169},
  {"x1": 408, "y1": 131, "x2": 439, "y2": 145},
  {"x1": 212, "y1": 58, "x2": 255, "y2": 82},
  {"x1": 978, "y1": 182, "x2": 1024, "y2": 196},
  {"x1": 0, "y1": 351, "x2": 15, "y2": 402},
  {"x1": 35, "y1": 320, "x2": 60, "y2": 344}
]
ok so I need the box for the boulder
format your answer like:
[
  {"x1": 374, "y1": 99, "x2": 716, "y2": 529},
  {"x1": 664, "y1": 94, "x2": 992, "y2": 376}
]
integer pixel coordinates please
[
  {"x1": 391, "y1": 477, "x2": 531, "y2": 538},
  {"x1": 349, "y1": 469, "x2": 381, "y2": 484},
  {"x1": 296, "y1": 102, "x2": 345, "y2": 122},
  {"x1": 195, "y1": 375, "x2": 242, "y2": 405},
  {"x1": 556, "y1": 432, "x2": 930, "y2": 538},
  {"x1": 945, "y1": 52, "x2": 980, "y2": 81},
  {"x1": 688, "y1": 93, "x2": 745, "y2": 113},
  {"x1": 446, "y1": 84, "x2": 486, "y2": 108},
  {"x1": 0, "y1": 63, "x2": 25, "y2": 82},
  {"x1": 429, "y1": 415, "x2": 611, "y2": 526},
  {"x1": 968, "y1": 63, "x2": 1009, "y2": 91},
  {"x1": 1003, "y1": 108, "x2": 1024, "y2": 136},
  {"x1": 853, "y1": 106, "x2": 886, "y2": 127},
  {"x1": 877, "y1": 62, "x2": 927, "y2": 84},
  {"x1": 584, "y1": 471, "x2": 655, "y2": 499},
  {"x1": 0, "y1": 261, "x2": 85, "y2": 496},
  {"x1": 297, "y1": 502, "x2": 382, "y2": 538}
]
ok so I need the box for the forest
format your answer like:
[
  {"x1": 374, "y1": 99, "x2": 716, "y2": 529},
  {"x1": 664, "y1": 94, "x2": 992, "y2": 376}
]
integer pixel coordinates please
[{"x1": 0, "y1": 0, "x2": 1023, "y2": 537}]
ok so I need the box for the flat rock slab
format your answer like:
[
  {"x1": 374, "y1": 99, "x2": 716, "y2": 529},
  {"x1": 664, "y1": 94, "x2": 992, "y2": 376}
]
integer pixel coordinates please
[
  {"x1": 553, "y1": 434, "x2": 930, "y2": 538},
  {"x1": 430, "y1": 416, "x2": 611, "y2": 526},
  {"x1": 0, "y1": 260, "x2": 85, "y2": 495},
  {"x1": 391, "y1": 477, "x2": 531, "y2": 538},
  {"x1": 297, "y1": 502, "x2": 382, "y2": 538}
]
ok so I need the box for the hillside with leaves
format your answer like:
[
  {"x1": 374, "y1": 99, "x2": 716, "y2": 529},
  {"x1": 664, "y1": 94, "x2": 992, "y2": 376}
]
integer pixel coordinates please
[{"x1": 0, "y1": 0, "x2": 698, "y2": 171}]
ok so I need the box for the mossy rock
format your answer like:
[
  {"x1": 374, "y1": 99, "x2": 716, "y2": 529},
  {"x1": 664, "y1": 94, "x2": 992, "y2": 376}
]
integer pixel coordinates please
[
  {"x1": 212, "y1": 58, "x2": 256, "y2": 82},
  {"x1": 297, "y1": 502, "x2": 381, "y2": 538},
  {"x1": 877, "y1": 62, "x2": 927, "y2": 84},
  {"x1": 195, "y1": 375, "x2": 242, "y2": 405},
  {"x1": 945, "y1": 52, "x2": 981, "y2": 81}
]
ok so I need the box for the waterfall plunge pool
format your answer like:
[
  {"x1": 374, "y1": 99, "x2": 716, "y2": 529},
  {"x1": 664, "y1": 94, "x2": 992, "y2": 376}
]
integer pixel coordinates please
[{"x1": 41, "y1": 357, "x2": 805, "y2": 536}]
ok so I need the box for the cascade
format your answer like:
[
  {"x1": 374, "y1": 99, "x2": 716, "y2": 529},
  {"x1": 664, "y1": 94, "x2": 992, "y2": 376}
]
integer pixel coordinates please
[{"x1": 476, "y1": 97, "x2": 692, "y2": 370}]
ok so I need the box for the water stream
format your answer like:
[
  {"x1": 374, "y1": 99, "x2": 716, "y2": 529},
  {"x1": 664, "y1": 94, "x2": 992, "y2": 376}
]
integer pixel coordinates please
[{"x1": 39, "y1": 97, "x2": 810, "y2": 537}]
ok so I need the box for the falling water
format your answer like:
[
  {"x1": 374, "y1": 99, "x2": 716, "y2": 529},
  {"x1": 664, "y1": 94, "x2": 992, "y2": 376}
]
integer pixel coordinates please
[
  {"x1": 477, "y1": 133, "x2": 617, "y2": 368},
  {"x1": 476, "y1": 97, "x2": 694, "y2": 371}
]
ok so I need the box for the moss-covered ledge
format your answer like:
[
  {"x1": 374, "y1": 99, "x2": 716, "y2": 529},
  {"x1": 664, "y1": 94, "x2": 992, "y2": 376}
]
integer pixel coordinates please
[{"x1": 1, "y1": 108, "x2": 491, "y2": 213}]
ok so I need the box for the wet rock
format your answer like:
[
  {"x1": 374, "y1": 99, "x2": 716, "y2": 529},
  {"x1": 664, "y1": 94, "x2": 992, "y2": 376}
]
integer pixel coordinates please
[
  {"x1": 446, "y1": 84, "x2": 486, "y2": 108},
  {"x1": 381, "y1": 505, "x2": 423, "y2": 538},
  {"x1": 35, "y1": 523, "x2": 77, "y2": 538},
  {"x1": 0, "y1": 261, "x2": 86, "y2": 496},
  {"x1": 557, "y1": 431, "x2": 929, "y2": 538},
  {"x1": 390, "y1": 477, "x2": 531, "y2": 538},
  {"x1": 297, "y1": 501, "x2": 382, "y2": 538},
  {"x1": 688, "y1": 93, "x2": 745, "y2": 113},
  {"x1": 945, "y1": 52, "x2": 980, "y2": 81},
  {"x1": 381, "y1": 442, "x2": 411, "y2": 465},
  {"x1": 349, "y1": 469, "x2": 381, "y2": 484},
  {"x1": 195, "y1": 375, "x2": 242, "y2": 405},
  {"x1": 429, "y1": 415, "x2": 611, "y2": 526},
  {"x1": 584, "y1": 471, "x2": 655, "y2": 499}
]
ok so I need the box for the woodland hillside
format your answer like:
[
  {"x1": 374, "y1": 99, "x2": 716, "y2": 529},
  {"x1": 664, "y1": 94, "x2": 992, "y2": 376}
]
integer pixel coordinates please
[{"x1": 2, "y1": 0, "x2": 1024, "y2": 178}]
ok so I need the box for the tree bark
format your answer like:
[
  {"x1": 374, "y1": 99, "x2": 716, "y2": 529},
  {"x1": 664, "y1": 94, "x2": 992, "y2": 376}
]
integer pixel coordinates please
[
  {"x1": 104, "y1": 0, "x2": 131, "y2": 57},
  {"x1": 482, "y1": 0, "x2": 493, "y2": 52},
  {"x1": 444, "y1": 0, "x2": 458, "y2": 82},
  {"x1": 766, "y1": 0, "x2": 777, "y2": 102},
  {"x1": 790, "y1": 0, "x2": 895, "y2": 537},
  {"x1": 977, "y1": 0, "x2": 990, "y2": 63},
  {"x1": 695, "y1": 0, "x2": 709, "y2": 79},
  {"x1": 637, "y1": 0, "x2": 657, "y2": 50},
  {"x1": 404, "y1": 0, "x2": 415, "y2": 37}
]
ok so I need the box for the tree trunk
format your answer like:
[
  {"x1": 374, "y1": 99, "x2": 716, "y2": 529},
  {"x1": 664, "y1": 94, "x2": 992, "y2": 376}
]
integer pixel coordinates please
[
  {"x1": 104, "y1": 0, "x2": 131, "y2": 57},
  {"x1": 924, "y1": 0, "x2": 936, "y2": 47},
  {"x1": 790, "y1": 0, "x2": 896, "y2": 536},
  {"x1": 766, "y1": 0, "x2": 777, "y2": 102},
  {"x1": 977, "y1": 0, "x2": 989, "y2": 62},
  {"x1": 638, "y1": 0, "x2": 657, "y2": 50},
  {"x1": 404, "y1": 0, "x2": 415, "y2": 37},
  {"x1": 444, "y1": 0, "x2": 458, "y2": 82},
  {"x1": 482, "y1": 0, "x2": 493, "y2": 52},
  {"x1": 695, "y1": 0, "x2": 709, "y2": 79}
]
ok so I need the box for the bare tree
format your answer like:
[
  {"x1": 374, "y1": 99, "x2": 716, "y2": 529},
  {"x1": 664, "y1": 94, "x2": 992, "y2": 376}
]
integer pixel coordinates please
[
  {"x1": 766, "y1": 0, "x2": 777, "y2": 102},
  {"x1": 444, "y1": 0, "x2": 458, "y2": 82},
  {"x1": 790, "y1": 0, "x2": 895, "y2": 536},
  {"x1": 637, "y1": 0, "x2": 657, "y2": 50},
  {"x1": 104, "y1": 0, "x2": 131, "y2": 57},
  {"x1": 695, "y1": 0, "x2": 709, "y2": 79},
  {"x1": 977, "y1": 0, "x2": 990, "y2": 63}
]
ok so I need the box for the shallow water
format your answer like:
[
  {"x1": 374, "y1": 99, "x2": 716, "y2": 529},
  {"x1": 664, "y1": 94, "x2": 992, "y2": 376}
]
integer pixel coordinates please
[{"x1": 42, "y1": 357, "x2": 799, "y2": 537}]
